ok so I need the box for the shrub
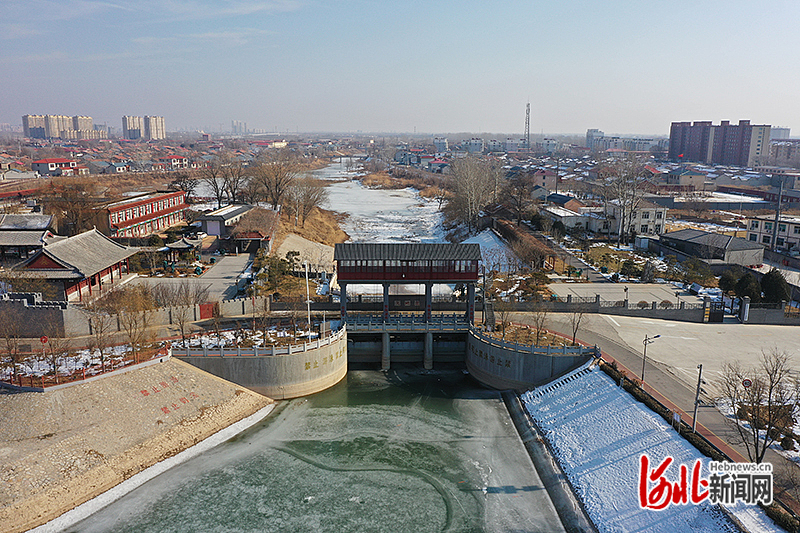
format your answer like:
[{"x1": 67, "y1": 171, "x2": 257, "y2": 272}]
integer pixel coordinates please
[
  {"x1": 659, "y1": 300, "x2": 673, "y2": 309},
  {"x1": 637, "y1": 300, "x2": 650, "y2": 309},
  {"x1": 781, "y1": 436, "x2": 795, "y2": 451}
]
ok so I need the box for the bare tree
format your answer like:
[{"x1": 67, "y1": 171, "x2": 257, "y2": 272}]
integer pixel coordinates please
[
  {"x1": 600, "y1": 156, "x2": 647, "y2": 245},
  {"x1": 444, "y1": 157, "x2": 498, "y2": 233},
  {"x1": 219, "y1": 152, "x2": 249, "y2": 204},
  {"x1": 494, "y1": 300, "x2": 513, "y2": 340},
  {"x1": 505, "y1": 172, "x2": 535, "y2": 225},
  {"x1": 107, "y1": 285, "x2": 154, "y2": 363},
  {"x1": 0, "y1": 307, "x2": 24, "y2": 383},
  {"x1": 201, "y1": 156, "x2": 228, "y2": 209},
  {"x1": 42, "y1": 177, "x2": 104, "y2": 236},
  {"x1": 530, "y1": 299, "x2": 549, "y2": 346},
  {"x1": 252, "y1": 149, "x2": 300, "y2": 210},
  {"x1": 83, "y1": 302, "x2": 114, "y2": 372},
  {"x1": 569, "y1": 305, "x2": 588, "y2": 346},
  {"x1": 168, "y1": 172, "x2": 199, "y2": 203},
  {"x1": 719, "y1": 349, "x2": 800, "y2": 464}
]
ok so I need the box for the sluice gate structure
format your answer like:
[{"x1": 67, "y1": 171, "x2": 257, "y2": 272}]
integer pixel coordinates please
[{"x1": 176, "y1": 243, "x2": 597, "y2": 397}]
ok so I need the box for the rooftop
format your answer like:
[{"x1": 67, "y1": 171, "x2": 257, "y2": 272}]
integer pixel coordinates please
[{"x1": 334, "y1": 243, "x2": 481, "y2": 262}]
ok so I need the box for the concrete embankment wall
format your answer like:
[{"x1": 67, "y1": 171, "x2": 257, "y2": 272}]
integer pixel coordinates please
[
  {"x1": 176, "y1": 329, "x2": 348, "y2": 399},
  {"x1": 466, "y1": 329, "x2": 595, "y2": 390},
  {"x1": 0, "y1": 358, "x2": 272, "y2": 533},
  {"x1": 0, "y1": 294, "x2": 271, "y2": 338}
]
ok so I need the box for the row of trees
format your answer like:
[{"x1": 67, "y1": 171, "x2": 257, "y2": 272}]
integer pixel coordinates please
[
  {"x1": 200, "y1": 149, "x2": 328, "y2": 226},
  {"x1": 0, "y1": 281, "x2": 211, "y2": 381},
  {"x1": 719, "y1": 267, "x2": 791, "y2": 303},
  {"x1": 438, "y1": 154, "x2": 649, "y2": 244}
]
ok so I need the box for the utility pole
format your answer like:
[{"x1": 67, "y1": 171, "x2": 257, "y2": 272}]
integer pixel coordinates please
[{"x1": 770, "y1": 175, "x2": 785, "y2": 251}]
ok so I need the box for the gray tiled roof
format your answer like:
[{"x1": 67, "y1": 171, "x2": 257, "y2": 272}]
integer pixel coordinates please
[
  {"x1": 0, "y1": 230, "x2": 51, "y2": 247},
  {"x1": 334, "y1": 243, "x2": 481, "y2": 261},
  {"x1": 660, "y1": 229, "x2": 762, "y2": 251},
  {"x1": 0, "y1": 214, "x2": 54, "y2": 231},
  {"x1": 19, "y1": 229, "x2": 138, "y2": 279}
]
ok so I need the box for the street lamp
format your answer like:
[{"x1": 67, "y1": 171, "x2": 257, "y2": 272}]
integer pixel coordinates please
[
  {"x1": 692, "y1": 364, "x2": 704, "y2": 433},
  {"x1": 641, "y1": 334, "x2": 661, "y2": 384}
]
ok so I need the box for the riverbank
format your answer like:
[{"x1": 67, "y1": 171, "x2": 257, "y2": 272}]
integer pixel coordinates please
[{"x1": 0, "y1": 358, "x2": 272, "y2": 533}]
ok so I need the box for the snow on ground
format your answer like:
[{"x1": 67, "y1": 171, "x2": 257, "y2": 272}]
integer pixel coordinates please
[
  {"x1": 463, "y1": 228, "x2": 514, "y2": 262},
  {"x1": 522, "y1": 365, "x2": 782, "y2": 533},
  {"x1": 325, "y1": 181, "x2": 446, "y2": 244}
]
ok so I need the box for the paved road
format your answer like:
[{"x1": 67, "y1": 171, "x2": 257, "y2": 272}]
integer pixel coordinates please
[
  {"x1": 132, "y1": 253, "x2": 254, "y2": 301},
  {"x1": 511, "y1": 311, "x2": 800, "y2": 507}
]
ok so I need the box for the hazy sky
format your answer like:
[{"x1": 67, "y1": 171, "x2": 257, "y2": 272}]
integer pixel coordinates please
[{"x1": 2, "y1": 0, "x2": 799, "y2": 136}]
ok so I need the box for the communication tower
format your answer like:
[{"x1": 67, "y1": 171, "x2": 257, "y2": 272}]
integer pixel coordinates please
[{"x1": 524, "y1": 102, "x2": 530, "y2": 150}]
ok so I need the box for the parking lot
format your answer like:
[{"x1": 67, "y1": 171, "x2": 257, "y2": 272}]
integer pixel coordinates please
[{"x1": 548, "y1": 282, "x2": 705, "y2": 305}]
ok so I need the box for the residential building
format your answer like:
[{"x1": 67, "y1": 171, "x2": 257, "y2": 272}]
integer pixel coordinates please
[
  {"x1": 122, "y1": 116, "x2": 144, "y2": 140},
  {"x1": 465, "y1": 138, "x2": 484, "y2": 154},
  {"x1": 771, "y1": 127, "x2": 791, "y2": 140},
  {"x1": 97, "y1": 190, "x2": 188, "y2": 238},
  {"x1": 159, "y1": 155, "x2": 188, "y2": 170},
  {"x1": 144, "y1": 116, "x2": 166, "y2": 140},
  {"x1": 669, "y1": 120, "x2": 771, "y2": 167},
  {"x1": 664, "y1": 167, "x2": 705, "y2": 191},
  {"x1": 32, "y1": 158, "x2": 78, "y2": 176},
  {"x1": 607, "y1": 200, "x2": 668, "y2": 237},
  {"x1": 433, "y1": 137, "x2": 449, "y2": 153},
  {"x1": 22, "y1": 114, "x2": 106, "y2": 139},
  {"x1": 746, "y1": 214, "x2": 800, "y2": 252},
  {"x1": 547, "y1": 193, "x2": 584, "y2": 213}
]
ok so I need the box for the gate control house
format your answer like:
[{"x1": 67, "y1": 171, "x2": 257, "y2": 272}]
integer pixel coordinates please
[{"x1": 334, "y1": 243, "x2": 481, "y2": 323}]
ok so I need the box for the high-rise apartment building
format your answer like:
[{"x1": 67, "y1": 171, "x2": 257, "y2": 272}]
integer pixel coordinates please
[
  {"x1": 123, "y1": 115, "x2": 165, "y2": 140},
  {"x1": 122, "y1": 116, "x2": 144, "y2": 140},
  {"x1": 22, "y1": 114, "x2": 104, "y2": 139},
  {"x1": 22, "y1": 115, "x2": 46, "y2": 138},
  {"x1": 144, "y1": 116, "x2": 166, "y2": 140},
  {"x1": 669, "y1": 120, "x2": 771, "y2": 167}
]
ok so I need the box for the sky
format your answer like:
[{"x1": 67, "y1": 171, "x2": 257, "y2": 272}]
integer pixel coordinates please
[{"x1": 2, "y1": 0, "x2": 799, "y2": 136}]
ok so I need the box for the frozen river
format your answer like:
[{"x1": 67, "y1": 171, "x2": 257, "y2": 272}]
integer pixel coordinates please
[
  {"x1": 66, "y1": 162, "x2": 565, "y2": 532},
  {"x1": 70, "y1": 370, "x2": 564, "y2": 532}
]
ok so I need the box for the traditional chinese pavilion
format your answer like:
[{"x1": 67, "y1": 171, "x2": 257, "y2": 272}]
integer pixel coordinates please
[{"x1": 333, "y1": 243, "x2": 481, "y2": 322}]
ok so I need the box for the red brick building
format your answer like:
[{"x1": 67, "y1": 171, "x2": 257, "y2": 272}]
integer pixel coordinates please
[{"x1": 97, "y1": 190, "x2": 188, "y2": 237}]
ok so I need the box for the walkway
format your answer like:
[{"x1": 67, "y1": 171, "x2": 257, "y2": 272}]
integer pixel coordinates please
[{"x1": 132, "y1": 252, "x2": 254, "y2": 301}]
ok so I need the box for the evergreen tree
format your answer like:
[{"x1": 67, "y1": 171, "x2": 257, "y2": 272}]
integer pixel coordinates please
[
  {"x1": 761, "y1": 268, "x2": 791, "y2": 303},
  {"x1": 735, "y1": 273, "x2": 762, "y2": 302}
]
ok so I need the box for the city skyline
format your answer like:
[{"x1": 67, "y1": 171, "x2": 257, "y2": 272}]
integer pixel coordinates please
[{"x1": 2, "y1": 1, "x2": 799, "y2": 136}]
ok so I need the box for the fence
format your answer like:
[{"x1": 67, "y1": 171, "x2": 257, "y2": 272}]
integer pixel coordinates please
[
  {"x1": 469, "y1": 326, "x2": 598, "y2": 357},
  {"x1": 1, "y1": 345, "x2": 171, "y2": 392},
  {"x1": 174, "y1": 327, "x2": 346, "y2": 357},
  {"x1": 0, "y1": 293, "x2": 271, "y2": 338},
  {"x1": 346, "y1": 313, "x2": 469, "y2": 332}
]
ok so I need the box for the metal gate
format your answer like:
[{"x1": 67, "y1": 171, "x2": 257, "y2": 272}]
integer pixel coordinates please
[
  {"x1": 707, "y1": 301, "x2": 724, "y2": 323},
  {"x1": 199, "y1": 302, "x2": 217, "y2": 320}
]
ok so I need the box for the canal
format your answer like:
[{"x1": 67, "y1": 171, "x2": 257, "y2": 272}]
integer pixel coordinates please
[
  {"x1": 68, "y1": 163, "x2": 565, "y2": 532},
  {"x1": 70, "y1": 369, "x2": 564, "y2": 532}
]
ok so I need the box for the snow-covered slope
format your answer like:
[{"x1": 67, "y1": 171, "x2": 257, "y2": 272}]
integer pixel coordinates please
[{"x1": 522, "y1": 365, "x2": 781, "y2": 533}]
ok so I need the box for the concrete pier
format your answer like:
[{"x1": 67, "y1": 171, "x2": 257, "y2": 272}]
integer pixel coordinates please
[
  {"x1": 381, "y1": 331, "x2": 390, "y2": 370},
  {"x1": 423, "y1": 331, "x2": 433, "y2": 370}
]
